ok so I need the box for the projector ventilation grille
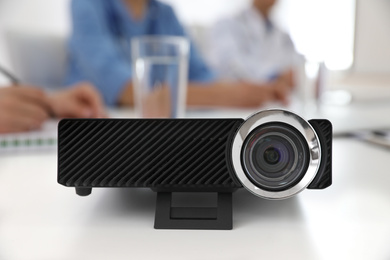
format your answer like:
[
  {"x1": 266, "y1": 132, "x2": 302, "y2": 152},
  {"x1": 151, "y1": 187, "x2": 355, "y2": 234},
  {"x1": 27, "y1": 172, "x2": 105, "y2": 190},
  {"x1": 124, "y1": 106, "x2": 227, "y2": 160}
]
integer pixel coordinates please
[{"x1": 58, "y1": 119, "x2": 243, "y2": 189}]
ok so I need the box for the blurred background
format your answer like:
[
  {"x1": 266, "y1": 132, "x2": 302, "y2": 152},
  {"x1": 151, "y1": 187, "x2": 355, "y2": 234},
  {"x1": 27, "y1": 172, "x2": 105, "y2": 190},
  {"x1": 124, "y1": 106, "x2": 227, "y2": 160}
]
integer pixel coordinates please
[{"x1": 0, "y1": 0, "x2": 390, "y2": 94}]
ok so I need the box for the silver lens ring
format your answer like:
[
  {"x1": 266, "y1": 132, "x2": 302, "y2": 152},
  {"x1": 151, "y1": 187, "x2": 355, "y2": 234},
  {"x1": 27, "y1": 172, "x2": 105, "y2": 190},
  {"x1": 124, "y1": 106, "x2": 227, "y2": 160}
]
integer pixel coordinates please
[{"x1": 231, "y1": 109, "x2": 321, "y2": 200}]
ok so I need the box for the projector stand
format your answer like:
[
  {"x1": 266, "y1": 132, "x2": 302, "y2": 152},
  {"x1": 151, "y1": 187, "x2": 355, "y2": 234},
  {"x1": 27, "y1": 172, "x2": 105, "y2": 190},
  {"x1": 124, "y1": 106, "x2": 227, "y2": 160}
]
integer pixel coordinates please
[{"x1": 154, "y1": 192, "x2": 232, "y2": 230}]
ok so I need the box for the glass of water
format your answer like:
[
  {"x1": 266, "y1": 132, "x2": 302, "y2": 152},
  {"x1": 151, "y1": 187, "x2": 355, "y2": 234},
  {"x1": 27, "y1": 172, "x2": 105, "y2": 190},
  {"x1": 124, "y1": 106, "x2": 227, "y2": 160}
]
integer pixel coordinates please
[{"x1": 131, "y1": 36, "x2": 189, "y2": 118}]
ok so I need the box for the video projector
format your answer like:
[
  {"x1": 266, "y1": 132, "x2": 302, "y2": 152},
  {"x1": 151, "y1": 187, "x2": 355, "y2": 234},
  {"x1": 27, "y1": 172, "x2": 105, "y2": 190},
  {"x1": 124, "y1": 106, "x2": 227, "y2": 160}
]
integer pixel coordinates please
[{"x1": 58, "y1": 109, "x2": 332, "y2": 230}]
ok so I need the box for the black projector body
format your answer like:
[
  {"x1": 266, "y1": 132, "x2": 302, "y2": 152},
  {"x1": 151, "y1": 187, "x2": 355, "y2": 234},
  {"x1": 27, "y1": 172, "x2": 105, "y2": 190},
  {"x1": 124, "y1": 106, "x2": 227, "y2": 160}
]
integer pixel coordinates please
[
  {"x1": 58, "y1": 109, "x2": 332, "y2": 229},
  {"x1": 58, "y1": 118, "x2": 243, "y2": 192}
]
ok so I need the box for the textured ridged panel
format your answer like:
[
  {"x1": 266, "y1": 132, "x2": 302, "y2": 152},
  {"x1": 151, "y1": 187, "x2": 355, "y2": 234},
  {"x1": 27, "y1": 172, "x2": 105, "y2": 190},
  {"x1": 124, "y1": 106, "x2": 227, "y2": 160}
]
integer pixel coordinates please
[
  {"x1": 307, "y1": 119, "x2": 332, "y2": 189},
  {"x1": 58, "y1": 119, "x2": 244, "y2": 189}
]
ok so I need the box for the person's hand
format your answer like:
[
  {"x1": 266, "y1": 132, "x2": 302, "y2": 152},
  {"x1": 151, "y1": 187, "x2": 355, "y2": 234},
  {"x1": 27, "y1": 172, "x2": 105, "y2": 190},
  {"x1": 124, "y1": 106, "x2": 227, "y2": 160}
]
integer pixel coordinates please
[
  {"x1": 186, "y1": 80, "x2": 294, "y2": 108},
  {"x1": 141, "y1": 85, "x2": 171, "y2": 118},
  {"x1": 49, "y1": 82, "x2": 106, "y2": 118},
  {"x1": 187, "y1": 81, "x2": 279, "y2": 108},
  {"x1": 209, "y1": 81, "x2": 281, "y2": 108},
  {"x1": 118, "y1": 82, "x2": 134, "y2": 107},
  {"x1": 224, "y1": 82, "x2": 277, "y2": 108},
  {"x1": 270, "y1": 80, "x2": 291, "y2": 106},
  {"x1": 276, "y1": 69, "x2": 295, "y2": 89},
  {"x1": 0, "y1": 86, "x2": 51, "y2": 133}
]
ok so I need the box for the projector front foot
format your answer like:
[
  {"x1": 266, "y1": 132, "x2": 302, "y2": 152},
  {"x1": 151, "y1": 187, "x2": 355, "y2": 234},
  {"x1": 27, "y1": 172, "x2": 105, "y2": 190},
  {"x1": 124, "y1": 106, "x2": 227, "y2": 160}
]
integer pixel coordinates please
[{"x1": 75, "y1": 187, "x2": 92, "y2": 196}]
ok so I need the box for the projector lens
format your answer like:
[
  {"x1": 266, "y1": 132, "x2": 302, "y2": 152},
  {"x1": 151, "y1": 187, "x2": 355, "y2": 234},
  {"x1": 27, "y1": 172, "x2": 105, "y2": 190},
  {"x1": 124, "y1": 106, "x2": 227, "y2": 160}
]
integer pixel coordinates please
[
  {"x1": 241, "y1": 123, "x2": 310, "y2": 191},
  {"x1": 263, "y1": 147, "x2": 280, "y2": 165}
]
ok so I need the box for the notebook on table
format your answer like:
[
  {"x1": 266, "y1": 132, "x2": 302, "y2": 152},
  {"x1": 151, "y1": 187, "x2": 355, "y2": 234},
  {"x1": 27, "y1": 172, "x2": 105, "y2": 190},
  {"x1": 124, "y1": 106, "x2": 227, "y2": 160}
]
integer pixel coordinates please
[{"x1": 0, "y1": 120, "x2": 58, "y2": 153}]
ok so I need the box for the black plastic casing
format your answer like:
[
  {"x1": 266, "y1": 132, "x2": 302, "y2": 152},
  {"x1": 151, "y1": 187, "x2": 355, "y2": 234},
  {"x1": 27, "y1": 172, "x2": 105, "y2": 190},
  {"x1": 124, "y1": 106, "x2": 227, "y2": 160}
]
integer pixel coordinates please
[
  {"x1": 307, "y1": 119, "x2": 333, "y2": 189},
  {"x1": 57, "y1": 118, "x2": 332, "y2": 194},
  {"x1": 58, "y1": 119, "x2": 244, "y2": 193}
]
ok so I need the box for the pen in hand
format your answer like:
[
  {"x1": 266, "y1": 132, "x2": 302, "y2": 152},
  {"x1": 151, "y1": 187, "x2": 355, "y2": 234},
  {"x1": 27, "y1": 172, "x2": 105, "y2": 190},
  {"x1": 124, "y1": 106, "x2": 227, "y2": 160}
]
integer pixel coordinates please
[
  {"x1": 0, "y1": 65, "x2": 20, "y2": 85},
  {"x1": 0, "y1": 64, "x2": 56, "y2": 118}
]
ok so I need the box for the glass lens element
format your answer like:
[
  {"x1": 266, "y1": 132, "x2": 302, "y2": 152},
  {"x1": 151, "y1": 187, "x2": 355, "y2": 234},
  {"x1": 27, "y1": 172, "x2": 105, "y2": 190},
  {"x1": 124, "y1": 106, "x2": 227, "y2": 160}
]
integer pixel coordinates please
[{"x1": 241, "y1": 123, "x2": 310, "y2": 191}]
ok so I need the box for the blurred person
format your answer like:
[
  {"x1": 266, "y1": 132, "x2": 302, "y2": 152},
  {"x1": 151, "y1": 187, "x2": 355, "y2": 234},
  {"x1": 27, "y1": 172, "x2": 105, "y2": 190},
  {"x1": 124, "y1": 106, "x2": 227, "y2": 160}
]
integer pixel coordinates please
[
  {"x1": 207, "y1": 0, "x2": 299, "y2": 91},
  {"x1": 66, "y1": 0, "x2": 290, "y2": 108},
  {"x1": 0, "y1": 82, "x2": 105, "y2": 133}
]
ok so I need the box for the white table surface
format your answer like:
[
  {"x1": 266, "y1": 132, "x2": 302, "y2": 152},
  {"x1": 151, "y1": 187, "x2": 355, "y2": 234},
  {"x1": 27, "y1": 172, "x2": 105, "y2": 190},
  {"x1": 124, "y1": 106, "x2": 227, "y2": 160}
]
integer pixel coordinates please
[{"x1": 1, "y1": 103, "x2": 390, "y2": 260}]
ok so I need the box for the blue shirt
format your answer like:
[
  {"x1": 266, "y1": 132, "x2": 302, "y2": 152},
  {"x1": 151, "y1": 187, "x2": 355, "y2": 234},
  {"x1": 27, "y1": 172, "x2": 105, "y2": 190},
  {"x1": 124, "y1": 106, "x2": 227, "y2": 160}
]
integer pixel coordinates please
[{"x1": 66, "y1": 0, "x2": 215, "y2": 106}]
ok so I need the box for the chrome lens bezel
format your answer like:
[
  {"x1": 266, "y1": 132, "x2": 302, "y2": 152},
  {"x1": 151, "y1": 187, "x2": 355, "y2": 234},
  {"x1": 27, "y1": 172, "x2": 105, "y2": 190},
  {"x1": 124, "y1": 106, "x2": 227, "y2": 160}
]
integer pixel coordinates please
[{"x1": 231, "y1": 109, "x2": 321, "y2": 200}]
